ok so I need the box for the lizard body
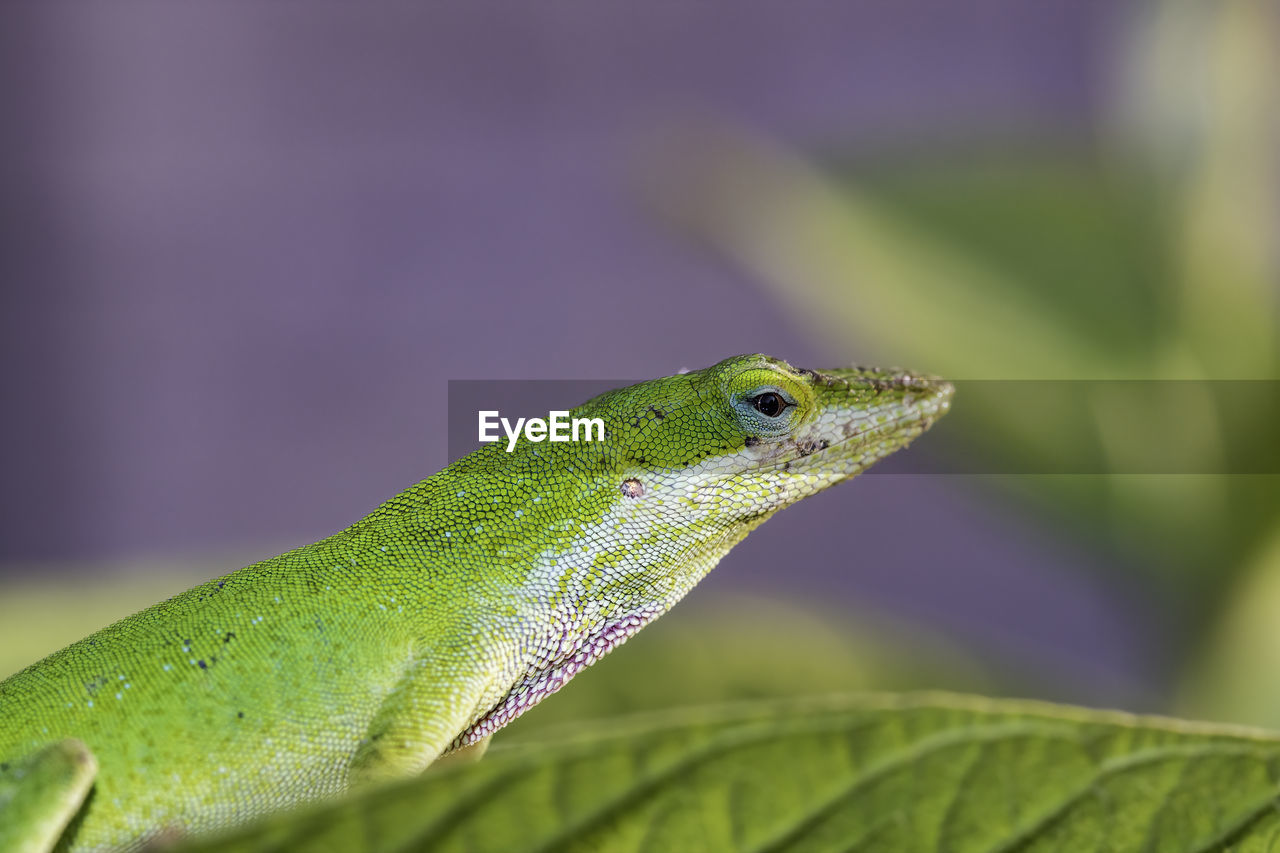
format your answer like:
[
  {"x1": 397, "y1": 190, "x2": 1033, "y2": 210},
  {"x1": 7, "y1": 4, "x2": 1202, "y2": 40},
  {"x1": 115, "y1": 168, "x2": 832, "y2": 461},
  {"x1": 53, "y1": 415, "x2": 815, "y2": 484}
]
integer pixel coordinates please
[{"x1": 0, "y1": 354, "x2": 951, "y2": 852}]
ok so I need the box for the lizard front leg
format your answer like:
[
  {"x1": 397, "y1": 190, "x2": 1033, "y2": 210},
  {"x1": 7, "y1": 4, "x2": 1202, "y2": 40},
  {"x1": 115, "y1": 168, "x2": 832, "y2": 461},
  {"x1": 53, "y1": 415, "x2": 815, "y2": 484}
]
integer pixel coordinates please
[
  {"x1": 0, "y1": 739, "x2": 97, "y2": 853},
  {"x1": 347, "y1": 644, "x2": 507, "y2": 788}
]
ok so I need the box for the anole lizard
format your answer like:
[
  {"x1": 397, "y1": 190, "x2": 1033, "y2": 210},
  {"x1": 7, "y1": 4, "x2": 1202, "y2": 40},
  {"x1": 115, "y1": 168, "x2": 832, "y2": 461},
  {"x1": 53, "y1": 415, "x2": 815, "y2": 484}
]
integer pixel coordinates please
[{"x1": 0, "y1": 354, "x2": 952, "y2": 852}]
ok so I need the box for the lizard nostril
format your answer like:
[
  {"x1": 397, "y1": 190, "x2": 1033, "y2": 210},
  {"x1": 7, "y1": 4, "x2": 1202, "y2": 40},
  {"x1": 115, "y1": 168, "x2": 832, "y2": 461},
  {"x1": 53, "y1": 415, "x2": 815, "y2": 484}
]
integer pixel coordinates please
[{"x1": 620, "y1": 478, "x2": 645, "y2": 498}]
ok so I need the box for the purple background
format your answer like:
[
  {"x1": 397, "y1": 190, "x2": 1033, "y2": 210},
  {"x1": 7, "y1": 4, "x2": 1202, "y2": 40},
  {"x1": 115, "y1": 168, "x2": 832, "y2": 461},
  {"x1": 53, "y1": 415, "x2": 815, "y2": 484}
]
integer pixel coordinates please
[{"x1": 0, "y1": 2, "x2": 1150, "y2": 702}]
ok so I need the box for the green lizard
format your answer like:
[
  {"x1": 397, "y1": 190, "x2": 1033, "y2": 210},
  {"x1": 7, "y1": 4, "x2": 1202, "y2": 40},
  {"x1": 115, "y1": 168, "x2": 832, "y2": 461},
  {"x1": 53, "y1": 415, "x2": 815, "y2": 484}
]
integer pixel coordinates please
[{"x1": 0, "y1": 354, "x2": 952, "y2": 852}]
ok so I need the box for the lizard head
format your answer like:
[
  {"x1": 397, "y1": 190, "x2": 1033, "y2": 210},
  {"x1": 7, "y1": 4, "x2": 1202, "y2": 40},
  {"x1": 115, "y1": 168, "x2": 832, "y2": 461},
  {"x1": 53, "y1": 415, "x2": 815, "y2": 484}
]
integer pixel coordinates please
[
  {"x1": 592, "y1": 353, "x2": 953, "y2": 523},
  {"x1": 558, "y1": 352, "x2": 954, "y2": 607}
]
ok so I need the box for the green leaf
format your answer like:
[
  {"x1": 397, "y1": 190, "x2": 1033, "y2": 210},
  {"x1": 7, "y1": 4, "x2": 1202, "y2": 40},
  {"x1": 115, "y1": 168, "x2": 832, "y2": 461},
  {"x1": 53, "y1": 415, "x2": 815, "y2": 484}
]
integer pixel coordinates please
[{"x1": 169, "y1": 694, "x2": 1280, "y2": 853}]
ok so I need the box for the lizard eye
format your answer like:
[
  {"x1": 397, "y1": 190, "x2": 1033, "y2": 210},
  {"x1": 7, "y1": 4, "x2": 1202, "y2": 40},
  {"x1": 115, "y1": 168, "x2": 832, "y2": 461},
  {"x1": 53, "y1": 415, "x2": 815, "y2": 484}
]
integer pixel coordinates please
[{"x1": 751, "y1": 392, "x2": 787, "y2": 418}]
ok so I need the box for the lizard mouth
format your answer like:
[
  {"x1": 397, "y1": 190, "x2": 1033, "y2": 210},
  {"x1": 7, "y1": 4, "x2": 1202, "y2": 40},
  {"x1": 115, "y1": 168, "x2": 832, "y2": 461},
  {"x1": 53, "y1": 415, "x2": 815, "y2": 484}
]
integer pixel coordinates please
[
  {"x1": 749, "y1": 380, "x2": 952, "y2": 475},
  {"x1": 447, "y1": 606, "x2": 664, "y2": 752}
]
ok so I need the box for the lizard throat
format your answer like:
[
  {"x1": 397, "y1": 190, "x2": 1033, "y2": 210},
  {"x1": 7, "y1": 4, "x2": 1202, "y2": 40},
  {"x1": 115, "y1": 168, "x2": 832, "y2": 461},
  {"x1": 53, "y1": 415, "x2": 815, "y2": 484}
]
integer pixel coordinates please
[{"x1": 447, "y1": 606, "x2": 664, "y2": 751}]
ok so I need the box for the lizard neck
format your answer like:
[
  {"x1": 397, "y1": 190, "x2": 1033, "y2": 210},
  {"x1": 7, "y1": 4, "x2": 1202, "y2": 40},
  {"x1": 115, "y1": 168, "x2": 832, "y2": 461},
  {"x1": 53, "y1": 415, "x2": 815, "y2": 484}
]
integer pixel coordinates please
[{"x1": 439, "y1": 457, "x2": 771, "y2": 749}]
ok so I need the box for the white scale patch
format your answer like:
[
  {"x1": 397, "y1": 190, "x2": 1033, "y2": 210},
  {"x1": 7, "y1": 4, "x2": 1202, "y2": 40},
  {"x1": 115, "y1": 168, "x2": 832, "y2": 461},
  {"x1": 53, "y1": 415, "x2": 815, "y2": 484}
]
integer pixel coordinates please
[{"x1": 448, "y1": 606, "x2": 662, "y2": 749}]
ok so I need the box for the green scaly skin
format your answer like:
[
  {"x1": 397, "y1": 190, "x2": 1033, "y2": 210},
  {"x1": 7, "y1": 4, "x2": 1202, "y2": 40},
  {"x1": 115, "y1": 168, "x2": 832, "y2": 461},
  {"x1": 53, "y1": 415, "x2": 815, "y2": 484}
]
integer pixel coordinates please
[{"x1": 0, "y1": 354, "x2": 952, "y2": 852}]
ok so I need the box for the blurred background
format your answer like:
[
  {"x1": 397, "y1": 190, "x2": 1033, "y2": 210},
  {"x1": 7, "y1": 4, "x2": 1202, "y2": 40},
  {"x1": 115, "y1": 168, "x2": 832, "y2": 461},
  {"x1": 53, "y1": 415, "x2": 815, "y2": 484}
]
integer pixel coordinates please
[{"x1": 1, "y1": 1, "x2": 1277, "y2": 732}]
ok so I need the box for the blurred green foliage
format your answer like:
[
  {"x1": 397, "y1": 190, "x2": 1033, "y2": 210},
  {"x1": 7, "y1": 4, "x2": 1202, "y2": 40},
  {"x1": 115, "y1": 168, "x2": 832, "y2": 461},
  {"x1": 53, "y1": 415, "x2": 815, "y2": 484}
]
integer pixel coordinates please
[{"x1": 647, "y1": 0, "x2": 1279, "y2": 723}]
